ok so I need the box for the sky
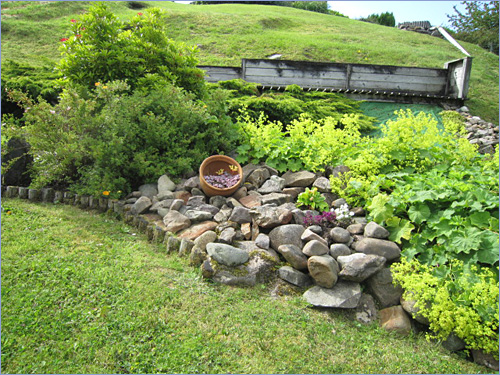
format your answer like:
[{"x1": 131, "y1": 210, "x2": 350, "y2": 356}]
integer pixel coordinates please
[
  {"x1": 327, "y1": 1, "x2": 467, "y2": 27},
  {"x1": 175, "y1": 1, "x2": 468, "y2": 28}
]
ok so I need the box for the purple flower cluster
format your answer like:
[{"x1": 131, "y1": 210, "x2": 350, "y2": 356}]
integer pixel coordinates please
[
  {"x1": 204, "y1": 172, "x2": 241, "y2": 189},
  {"x1": 303, "y1": 210, "x2": 336, "y2": 228}
]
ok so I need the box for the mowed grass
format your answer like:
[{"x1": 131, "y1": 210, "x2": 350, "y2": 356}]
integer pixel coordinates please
[
  {"x1": 0, "y1": 199, "x2": 490, "y2": 374},
  {"x1": 0, "y1": 1, "x2": 498, "y2": 123}
]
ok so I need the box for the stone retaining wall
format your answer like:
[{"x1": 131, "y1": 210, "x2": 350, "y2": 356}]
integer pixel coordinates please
[{"x1": 3, "y1": 164, "x2": 497, "y2": 370}]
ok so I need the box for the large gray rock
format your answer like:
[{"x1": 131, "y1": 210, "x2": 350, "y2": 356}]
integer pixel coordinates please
[
  {"x1": 278, "y1": 266, "x2": 313, "y2": 287},
  {"x1": 337, "y1": 253, "x2": 386, "y2": 282},
  {"x1": 158, "y1": 174, "x2": 176, "y2": 194},
  {"x1": 277, "y1": 244, "x2": 308, "y2": 271},
  {"x1": 364, "y1": 221, "x2": 390, "y2": 239},
  {"x1": 258, "y1": 175, "x2": 286, "y2": 194},
  {"x1": 162, "y1": 210, "x2": 191, "y2": 233},
  {"x1": 303, "y1": 282, "x2": 362, "y2": 308},
  {"x1": 302, "y1": 240, "x2": 330, "y2": 257},
  {"x1": 206, "y1": 243, "x2": 249, "y2": 267},
  {"x1": 130, "y1": 196, "x2": 152, "y2": 215},
  {"x1": 269, "y1": 224, "x2": 305, "y2": 251},
  {"x1": 352, "y1": 238, "x2": 401, "y2": 261},
  {"x1": 229, "y1": 206, "x2": 253, "y2": 224},
  {"x1": 365, "y1": 267, "x2": 403, "y2": 308},
  {"x1": 251, "y1": 205, "x2": 292, "y2": 228},
  {"x1": 282, "y1": 170, "x2": 316, "y2": 187},
  {"x1": 307, "y1": 255, "x2": 339, "y2": 288}
]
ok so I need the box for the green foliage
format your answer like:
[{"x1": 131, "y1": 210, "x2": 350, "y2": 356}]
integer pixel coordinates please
[
  {"x1": 329, "y1": 109, "x2": 479, "y2": 207},
  {"x1": 235, "y1": 112, "x2": 365, "y2": 173},
  {"x1": 1, "y1": 60, "x2": 62, "y2": 118},
  {"x1": 4, "y1": 81, "x2": 236, "y2": 195},
  {"x1": 392, "y1": 258, "x2": 499, "y2": 358},
  {"x1": 447, "y1": 1, "x2": 499, "y2": 54},
  {"x1": 218, "y1": 82, "x2": 376, "y2": 131},
  {"x1": 360, "y1": 12, "x2": 396, "y2": 27},
  {"x1": 296, "y1": 187, "x2": 329, "y2": 212},
  {"x1": 55, "y1": 2, "x2": 207, "y2": 98}
]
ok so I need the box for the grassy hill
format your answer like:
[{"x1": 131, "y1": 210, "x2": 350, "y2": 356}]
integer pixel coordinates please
[{"x1": 1, "y1": 1, "x2": 498, "y2": 123}]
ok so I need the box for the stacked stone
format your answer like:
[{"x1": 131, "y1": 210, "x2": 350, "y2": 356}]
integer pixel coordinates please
[
  {"x1": 456, "y1": 106, "x2": 499, "y2": 154},
  {"x1": 4, "y1": 163, "x2": 497, "y2": 370}
]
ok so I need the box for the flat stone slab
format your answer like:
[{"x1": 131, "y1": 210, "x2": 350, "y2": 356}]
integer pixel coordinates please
[
  {"x1": 303, "y1": 281, "x2": 362, "y2": 308},
  {"x1": 206, "y1": 243, "x2": 249, "y2": 267}
]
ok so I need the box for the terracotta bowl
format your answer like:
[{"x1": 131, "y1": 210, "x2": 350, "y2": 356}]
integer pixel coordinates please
[{"x1": 199, "y1": 155, "x2": 243, "y2": 197}]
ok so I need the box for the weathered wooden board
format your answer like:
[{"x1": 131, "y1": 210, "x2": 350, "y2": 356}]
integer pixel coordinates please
[{"x1": 198, "y1": 57, "x2": 471, "y2": 100}]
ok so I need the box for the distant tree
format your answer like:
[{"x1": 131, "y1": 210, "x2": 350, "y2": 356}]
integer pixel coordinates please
[
  {"x1": 359, "y1": 12, "x2": 395, "y2": 27},
  {"x1": 447, "y1": 1, "x2": 499, "y2": 54}
]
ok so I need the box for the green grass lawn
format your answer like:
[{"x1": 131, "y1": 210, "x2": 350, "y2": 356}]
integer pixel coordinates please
[
  {"x1": 0, "y1": 199, "x2": 491, "y2": 374},
  {"x1": 1, "y1": 1, "x2": 498, "y2": 123}
]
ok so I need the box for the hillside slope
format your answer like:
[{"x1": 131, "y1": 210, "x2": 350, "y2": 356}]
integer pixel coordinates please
[{"x1": 1, "y1": 1, "x2": 498, "y2": 122}]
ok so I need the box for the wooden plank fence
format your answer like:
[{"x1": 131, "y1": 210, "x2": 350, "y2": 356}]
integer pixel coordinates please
[{"x1": 199, "y1": 57, "x2": 472, "y2": 103}]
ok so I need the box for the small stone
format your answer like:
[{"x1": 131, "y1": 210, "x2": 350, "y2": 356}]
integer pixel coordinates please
[
  {"x1": 302, "y1": 240, "x2": 330, "y2": 257},
  {"x1": 379, "y1": 305, "x2": 412, "y2": 335},
  {"x1": 303, "y1": 282, "x2": 361, "y2": 308},
  {"x1": 330, "y1": 227, "x2": 351, "y2": 243},
  {"x1": 258, "y1": 175, "x2": 286, "y2": 194},
  {"x1": 260, "y1": 192, "x2": 292, "y2": 206},
  {"x1": 209, "y1": 195, "x2": 227, "y2": 209},
  {"x1": 131, "y1": 196, "x2": 152, "y2": 215},
  {"x1": 163, "y1": 210, "x2": 191, "y2": 234},
  {"x1": 241, "y1": 223, "x2": 252, "y2": 240},
  {"x1": 232, "y1": 186, "x2": 248, "y2": 201},
  {"x1": 158, "y1": 174, "x2": 176, "y2": 193},
  {"x1": 184, "y1": 209, "x2": 213, "y2": 222},
  {"x1": 307, "y1": 255, "x2": 339, "y2": 288},
  {"x1": 139, "y1": 183, "x2": 158, "y2": 199},
  {"x1": 269, "y1": 224, "x2": 305, "y2": 251},
  {"x1": 219, "y1": 227, "x2": 236, "y2": 244},
  {"x1": 278, "y1": 266, "x2": 313, "y2": 287},
  {"x1": 355, "y1": 293, "x2": 378, "y2": 324},
  {"x1": 255, "y1": 233, "x2": 270, "y2": 250},
  {"x1": 364, "y1": 221, "x2": 390, "y2": 239},
  {"x1": 312, "y1": 176, "x2": 331, "y2": 192},
  {"x1": 366, "y1": 267, "x2": 403, "y2": 308},
  {"x1": 178, "y1": 221, "x2": 218, "y2": 240},
  {"x1": 246, "y1": 168, "x2": 270, "y2": 188},
  {"x1": 301, "y1": 228, "x2": 328, "y2": 247},
  {"x1": 347, "y1": 223, "x2": 365, "y2": 235},
  {"x1": 229, "y1": 206, "x2": 252, "y2": 224},
  {"x1": 277, "y1": 244, "x2": 308, "y2": 271},
  {"x1": 282, "y1": 170, "x2": 316, "y2": 187},
  {"x1": 337, "y1": 253, "x2": 386, "y2": 282},
  {"x1": 169, "y1": 199, "x2": 185, "y2": 211},
  {"x1": 239, "y1": 194, "x2": 262, "y2": 208},
  {"x1": 332, "y1": 198, "x2": 347, "y2": 208},
  {"x1": 330, "y1": 243, "x2": 352, "y2": 259},
  {"x1": 251, "y1": 205, "x2": 292, "y2": 228},
  {"x1": 352, "y1": 238, "x2": 401, "y2": 262}
]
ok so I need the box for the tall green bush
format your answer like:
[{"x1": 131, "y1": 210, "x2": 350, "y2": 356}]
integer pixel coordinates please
[
  {"x1": 56, "y1": 2, "x2": 207, "y2": 98},
  {"x1": 4, "y1": 81, "x2": 236, "y2": 196}
]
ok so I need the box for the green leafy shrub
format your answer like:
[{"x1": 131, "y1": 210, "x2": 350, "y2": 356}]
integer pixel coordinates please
[
  {"x1": 213, "y1": 82, "x2": 376, "y2": 131},
  {"x1": 236, "y1": 112, "x2": 364, "y2": 172},
  {"x1": 56, "y1": 3, "x2": 207, "y2": 98},
  {"x1": 4, "y1": 81, "x2": 236, "y2": 196},
  {"x1": 329, "y1": 109, "x2": 479, "y2": 207},
  {"x1": 1, "y1": 61, "x2": 62, "y2": 119},
  {"x1": 392, "y1": 258, "x2": 499, "y2": 358}
]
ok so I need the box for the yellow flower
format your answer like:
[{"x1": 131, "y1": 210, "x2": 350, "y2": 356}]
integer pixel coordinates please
[
  {"x1": 6, "y1": 210, "x2": 12, "y2": 215},
  {"x1": 102, "y1": 191, "x2": 110, "y2": 196},
  {"x1": 103, "y1": 85, "x2": 108, "y2": 89},
  {"x1": 95, "y1": 82, "x2": 101, "y2": 86}
]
